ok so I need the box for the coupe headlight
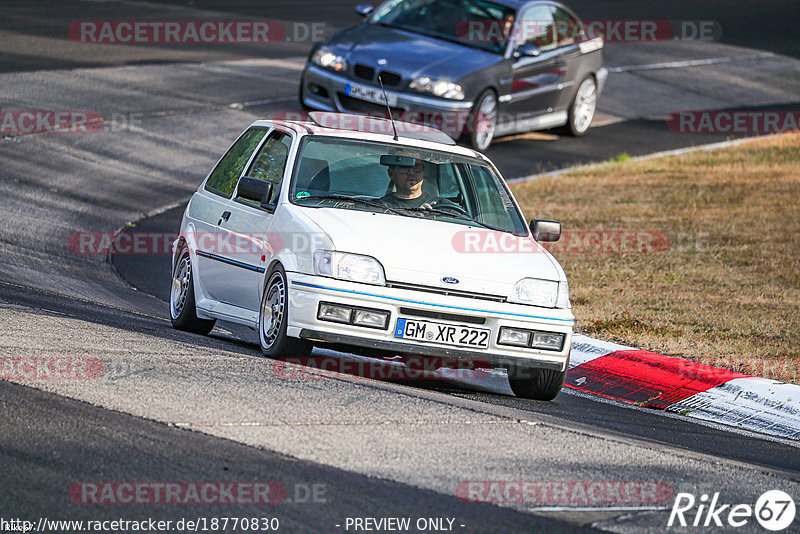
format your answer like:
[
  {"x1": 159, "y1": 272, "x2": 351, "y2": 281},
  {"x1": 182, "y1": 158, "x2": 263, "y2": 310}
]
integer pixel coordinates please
[
  {"x1": 409, "y1": 76, "x2": 465, "y2": 100},
  {"x1": 510, "y1": 278, "x2": 569, "y2": 308},
  {"x1": 311, "y1": 48, "x2": 348, "y2": 72},
  {"x1": 313, "y1": 250, "x2": 386, "y2": 285}
]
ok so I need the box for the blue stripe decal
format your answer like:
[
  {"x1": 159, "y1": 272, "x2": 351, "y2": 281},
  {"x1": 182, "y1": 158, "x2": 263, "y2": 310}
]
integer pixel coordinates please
[
  {"x1": 291, "y1": 281, "x2": 572, "y2": 323},
  {"x1": 196, "y1": 250, "x2": 265, "y2": 273}
]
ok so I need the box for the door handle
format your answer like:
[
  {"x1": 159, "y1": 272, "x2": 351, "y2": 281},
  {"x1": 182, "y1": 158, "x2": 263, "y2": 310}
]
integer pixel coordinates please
[{"x1": 218, "y1": 211, "x2": 231, "y2": 225}]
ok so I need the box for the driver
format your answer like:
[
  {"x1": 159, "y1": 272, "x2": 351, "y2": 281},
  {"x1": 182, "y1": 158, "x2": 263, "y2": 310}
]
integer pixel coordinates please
[{"x1": 381, "y1": 155, "x2": 438, "y2": 209}]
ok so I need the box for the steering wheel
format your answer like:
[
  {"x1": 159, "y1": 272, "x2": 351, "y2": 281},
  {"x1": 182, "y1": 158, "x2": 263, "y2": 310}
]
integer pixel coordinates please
[{"x1": 432, "y1": 201, "x2": 470, "y2": 216}]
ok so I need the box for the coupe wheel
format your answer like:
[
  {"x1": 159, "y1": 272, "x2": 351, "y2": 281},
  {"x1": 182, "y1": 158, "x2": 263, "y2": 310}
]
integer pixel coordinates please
[
  {"x1": 259, "y1": 265, "x2": 313, "y2": 358},
  {"x1": 169, "y1": 248, "x2": 216, "y2": 335},
  {"x1": 562, "y1": 76, "x2": 596, "y2": 136},
  {"x1": 465, "y1": 90, "x2": 497, "y2": 152}
]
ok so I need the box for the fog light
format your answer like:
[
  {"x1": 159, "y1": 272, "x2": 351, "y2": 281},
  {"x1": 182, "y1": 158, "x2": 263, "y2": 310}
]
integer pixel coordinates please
[
  {"x1": 498, "y1": 327, "x2": 531, "y2": 347},
  {"x1": 532, "y1": 332, "x2": 564, "y2": 351},
  {"x1": 353, "y1": 309, "x2": 389, "y2": 329},
  {"x1": 318, "y1": 303, "x2": 352, "y2": 324}
]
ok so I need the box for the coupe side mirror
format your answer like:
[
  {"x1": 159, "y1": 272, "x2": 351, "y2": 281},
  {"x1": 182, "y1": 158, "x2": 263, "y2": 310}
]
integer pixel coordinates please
[
  {"x1": 515, "y1": 43, "x2": 541, "y2": 58},
  {"x1": 236, "y1": 176, "x2": 275, "y2": 211},
  {"x1": 531, "y1": 219, "x2": 561, "y2": 242},
  {"x1": 355, "y1": 4, "x2": 374, "y2": 17}
]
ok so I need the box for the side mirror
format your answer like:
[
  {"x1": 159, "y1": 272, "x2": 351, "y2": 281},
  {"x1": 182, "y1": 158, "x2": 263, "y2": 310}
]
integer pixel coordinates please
[
  {"x1": 236, "y1": 176, "x2": 275, "y2": 210},
  {"x1": 515, "y1": 43, "x2": 541, "y2": 58},
  {"x1": 355, "y1": 4, "x2": 374, "y2": 17},
  {"x1": 531, "y1": 219, "x2": 561, "y2": 242}
]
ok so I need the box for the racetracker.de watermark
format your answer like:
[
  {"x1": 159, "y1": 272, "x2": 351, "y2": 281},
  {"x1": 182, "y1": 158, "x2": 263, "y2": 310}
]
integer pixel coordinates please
[
  {"x1": 667, "y1": 110, "x2": 800, "y2": 134},
  {"x1": 69, "y1": 20, "x2": 327, "y2": 44},
  {"x1": 68, "y1": 482, "x2": 326, "y2": 505},
  {"x1": 457, "y1": 480, "x2": 674, "y2": 506},
  {"x1": 67, "y1": 231, "x2": 327, "y2": 256},
  {"x1": 0, "y1": 110, "x2": 142, "y2": 135},
  {"x1": 267, "y1": 110, "x2": 510, "y2": 137},
  {"x1": 273, "y1": 356, "x2": 493, "y2": 381},
  {"x1": 451, "y1": 230, "x2": 670, "y2": 254},
  {"x1": 1, "y1": 356, "x2": 103, "y2": 380},
  {"x1": 460, "y1": 19, "x2": 720, "y2": 43}
]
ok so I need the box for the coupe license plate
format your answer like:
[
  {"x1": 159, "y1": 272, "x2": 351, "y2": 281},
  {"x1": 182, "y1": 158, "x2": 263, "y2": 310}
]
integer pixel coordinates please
[
  {"x1": 394, "y1": 318, "x2": 490, "y2": 350},
  {"x1": 345, "y1": 81, "x2": 399, "y2": 107}
]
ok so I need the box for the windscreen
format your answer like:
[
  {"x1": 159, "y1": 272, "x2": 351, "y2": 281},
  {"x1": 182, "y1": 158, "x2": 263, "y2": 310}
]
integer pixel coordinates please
[
  {"x1": 290, "y1": 137, "x2": 528, "y2": 235},
  {"x1": 371, "y1": 0, "x2": 516, "y2": 54}
]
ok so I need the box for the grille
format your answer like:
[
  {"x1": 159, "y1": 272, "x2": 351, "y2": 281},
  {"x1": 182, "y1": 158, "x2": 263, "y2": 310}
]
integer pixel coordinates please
[
  {"x1": 337, "y1": 93, "x2": 404, "y2": 116},
  {"x1": 353, "y1": 64, "x2": 375, "y2": 81},
  {"x1": 377, "y1": 70, "x2": 402, "y2": 87},
  {"x1": 386, "y1": 281, "x2": 506, "y2": 303}
]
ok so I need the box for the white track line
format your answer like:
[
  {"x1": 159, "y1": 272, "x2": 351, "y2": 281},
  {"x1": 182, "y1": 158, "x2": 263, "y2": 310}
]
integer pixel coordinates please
[
  {"x1": 608, "y1": 52, "x2": 775, "y2": 73},
  {"x1": 507, "y1": 133, "x2": 786, "y2": 184}
]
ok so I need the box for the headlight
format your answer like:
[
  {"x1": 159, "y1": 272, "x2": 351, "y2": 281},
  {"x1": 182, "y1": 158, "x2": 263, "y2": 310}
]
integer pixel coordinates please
[
  {"x1": 409, "y1": 76, "x2": 465, "y2": 100},
  {"x1": 509, "y1": 278, "x2": 568, "y2": 308},
  {"x1": 311, "y1": 48, "x2": 348, "y2": 72},
  {"x1": 313, "y1": 250, "x2": 386, "y2": 285}
]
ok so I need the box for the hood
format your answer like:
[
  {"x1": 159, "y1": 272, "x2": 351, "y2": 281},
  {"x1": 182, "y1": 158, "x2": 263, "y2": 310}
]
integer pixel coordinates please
[
  {"x1": 303, "y1": 208, "x2": 562, "y2": 297},
  {"x1": 325, "y1": 23, "x2": 501, "y2": 83}
]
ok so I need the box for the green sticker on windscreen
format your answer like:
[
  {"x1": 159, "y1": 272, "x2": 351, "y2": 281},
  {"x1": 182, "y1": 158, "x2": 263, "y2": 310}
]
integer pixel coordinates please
[{"x1": 296, "y1": 191, "x2": 311, "y2": 199}]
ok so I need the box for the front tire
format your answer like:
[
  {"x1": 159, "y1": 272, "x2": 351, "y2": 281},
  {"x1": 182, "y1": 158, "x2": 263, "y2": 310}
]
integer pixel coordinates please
[
  {"x1": 561, "y1": 76, "x2": 596, "y2": 137},
  {"x1": 464, "y1": 90, "x2": 497, "y2": 152},
  {"x1": 259, "y1": 265, "x2": 313, "y2": 358},
  {"x1": 169, "y1": 248, "x2": 216, "y2": 335},
  {"x1": 505, "y1": 359, "x2": 568, "y2": 401}
]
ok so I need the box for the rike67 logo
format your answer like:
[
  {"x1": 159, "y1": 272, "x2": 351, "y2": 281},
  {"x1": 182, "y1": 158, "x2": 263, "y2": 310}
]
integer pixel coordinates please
[{"x1": 669, "y1": 490, "x2": 796, "y2": 531}]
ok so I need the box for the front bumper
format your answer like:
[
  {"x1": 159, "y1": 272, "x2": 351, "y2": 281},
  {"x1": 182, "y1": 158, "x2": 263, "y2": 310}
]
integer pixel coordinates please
[
  {"x1": 286, "y1": 273, "x2": 573, "y2": 372},
  {"x1": 301, "y1": 64, "x2": 475, "y2": 134}
]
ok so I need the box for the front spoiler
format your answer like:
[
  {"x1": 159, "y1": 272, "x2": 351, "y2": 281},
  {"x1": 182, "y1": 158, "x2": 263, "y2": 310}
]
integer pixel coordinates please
[{"x1": 299, "y1": 328, "x2": 568, "y2": 372}]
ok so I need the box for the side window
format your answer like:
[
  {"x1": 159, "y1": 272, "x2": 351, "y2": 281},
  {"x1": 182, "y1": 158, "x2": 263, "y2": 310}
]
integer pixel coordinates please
[
  {"x1": 243, "y1": 131, "x2": 292, "y2": 205},
  {"x1": 205, "y1": 128, "x2": 267, "y2": 198},
  {"x1": 552, "y1": 7, "x2": 582, "y2": 46},
  {"x1": 462, "y1": 164, "x2": 519, "y2": 230},
  {"x1": 516, "y1": 5, "x2": 556, "y2": 52}
]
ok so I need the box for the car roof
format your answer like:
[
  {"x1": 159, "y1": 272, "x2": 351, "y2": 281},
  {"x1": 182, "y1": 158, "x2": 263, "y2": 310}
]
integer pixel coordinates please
[{"x1": 250, "y1": 113, "x2": 488, "y2": 161}]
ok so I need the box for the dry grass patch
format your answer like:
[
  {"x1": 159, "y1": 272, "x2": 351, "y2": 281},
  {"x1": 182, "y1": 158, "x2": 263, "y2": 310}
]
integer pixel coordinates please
[{"x1": 512, "y1": 133, "x2": 800, "y2": 383}]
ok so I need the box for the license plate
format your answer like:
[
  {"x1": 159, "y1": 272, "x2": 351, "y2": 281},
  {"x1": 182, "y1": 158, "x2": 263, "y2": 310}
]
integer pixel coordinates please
[
  {"x1": 345, "y1": 81, "x2": 399, "y2": 107},
  {"x1": 394, "y1": 318, "x2": 490, "y2": 350}
]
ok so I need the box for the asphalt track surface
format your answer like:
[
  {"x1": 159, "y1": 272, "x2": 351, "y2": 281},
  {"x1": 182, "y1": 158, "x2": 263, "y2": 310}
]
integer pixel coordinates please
[
  {"x1": 1, "y1": 379, "x2": 580, "y2": 533},
  {"x1": 2, "y1": 1, "x2": 800, "y2": 532}
]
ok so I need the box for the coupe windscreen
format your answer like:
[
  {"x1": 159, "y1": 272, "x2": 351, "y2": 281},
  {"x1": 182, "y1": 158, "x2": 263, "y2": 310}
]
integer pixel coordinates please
[
  {"x1": 370, "y1": 0, "x2": 516, "y2": 54},
  {"x1": 290, "y1": 137, "x2": 528, "y2": 235}
]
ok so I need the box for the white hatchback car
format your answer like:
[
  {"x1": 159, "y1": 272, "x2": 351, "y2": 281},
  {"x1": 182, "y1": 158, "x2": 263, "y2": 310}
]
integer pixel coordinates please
[{"x1": 170, "y1": 112, "x2": 573, "y2": 399}]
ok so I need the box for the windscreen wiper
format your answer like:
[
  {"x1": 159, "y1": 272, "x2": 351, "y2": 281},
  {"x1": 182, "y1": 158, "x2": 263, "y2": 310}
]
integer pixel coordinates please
[
  {"x1": 395, "y1": 206, "x2": 504, "y2": 231},
  {"x1": 297, "y1": 195, "x2": 422, "y2": 218}
]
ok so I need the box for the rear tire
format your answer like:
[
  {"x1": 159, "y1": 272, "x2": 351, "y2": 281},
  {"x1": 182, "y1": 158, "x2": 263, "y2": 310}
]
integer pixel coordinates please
[
  {"x1": 505, "y1": 359, "x2": 568, "y2": 400},
  {"x1": 559, "y1": 76, "x2": 596, "y2": 137},
  {"x1": 259, "y1": 265, "x2": 313, "y2": 358},
  {"x1": 169, "y1": 248, "x2": 216, "y2": 335}
]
